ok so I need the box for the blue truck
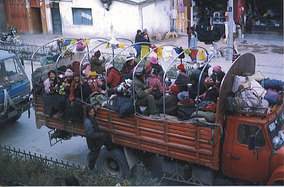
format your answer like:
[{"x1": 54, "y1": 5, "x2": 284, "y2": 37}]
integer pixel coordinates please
[{"x1": 0, "y1": 50, "x2": 31, "y2": 123}]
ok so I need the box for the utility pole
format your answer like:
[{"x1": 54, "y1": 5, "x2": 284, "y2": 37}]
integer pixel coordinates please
[{"x1": 227, "y1": 0, "x2": 234, "y2": 61}]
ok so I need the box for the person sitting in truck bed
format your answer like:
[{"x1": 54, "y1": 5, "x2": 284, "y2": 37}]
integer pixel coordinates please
[
  {"x1": 105, "y1": 62, "x2": 121, "y2": 89},
  {"x1": 67, "y1": 71, "x2": 92, "y2": 123},
  {"x1": 175, "y1": 63, "x2": 192, "y2": 92},
  {"x1": 210, "y1": 65, "x2": 223, "y2": 83},
  {"x1": 43, "y1": 70, "x2": 64, "y2": 118},
  {"x1": 147, "y1": 68, "x2": 163, "y2": 100},
  {"x1": 57, "y1": 69, "x2": 74, "y2": 120},
  {"x1": 132, "y1": 67, "x2": 160, "y2": 119},
  {"x1": 145, "y1": 56, "x2": 164, "y2": 80},
  {"x1": 87, "y1": 71, "x2": 103, "y2": 93},
  {"x1": 120, "y1": 56, "x2": 137, "y2": 82}
]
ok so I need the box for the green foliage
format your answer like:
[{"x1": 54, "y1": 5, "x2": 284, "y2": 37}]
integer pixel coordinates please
[
  {"x1": 0, "y1": 150, "x2": 120, "y2": 186},
  {"x1": 0, "y1": 150, "x2": 160, "y2": 186},
  {"x1": 128, "y1": 162, "x2": 161, "y2": 186}
]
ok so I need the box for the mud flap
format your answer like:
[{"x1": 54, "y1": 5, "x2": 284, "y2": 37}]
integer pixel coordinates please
[
  {"x1": 124, "y1": 147, "x2": 139, "y2": 170},
  {"x1": 192, "y1": 167, "x2": 214, "y2": 185}
]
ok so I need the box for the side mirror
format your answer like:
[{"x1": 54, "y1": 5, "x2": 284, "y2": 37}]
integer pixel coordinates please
[{"x1": 248, "y1": 135, "x2": 256, "y2": 150}]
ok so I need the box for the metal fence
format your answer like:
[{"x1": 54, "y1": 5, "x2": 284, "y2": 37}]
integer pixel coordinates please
[
  {"x1": 0, "y1": 43, "x2": 48, "y2": 61},
  {"x1": 0, "y1": 144, "x2": 81, "y2": 169},
  {"x1": 0, "y1": 144, "x2": 82, "y2": 185}
]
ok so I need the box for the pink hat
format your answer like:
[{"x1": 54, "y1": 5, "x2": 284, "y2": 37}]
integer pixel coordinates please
[
  {"x1": 105, "y1": 63, "x2": 113, "y2": 70},
  {"x1": 64, "y1": 69, "x2": 73, "y2": 77},
  {"x1": 148, "y1": 57, "x2": 157, "y2": 64},
  {"x1": 213, "y1": 65, "x2": 222, "y2": 73}
]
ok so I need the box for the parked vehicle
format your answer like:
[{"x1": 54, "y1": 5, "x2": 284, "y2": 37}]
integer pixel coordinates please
[
  {"x1": 0, "y1": 27, "x2": 23, "y2": 45},
  {"x1": 31, "y1": 39, "x2": 283, "y2": 185},
  {"x1": 0, "y1": 50, "x2": 31, "y2": 123}
]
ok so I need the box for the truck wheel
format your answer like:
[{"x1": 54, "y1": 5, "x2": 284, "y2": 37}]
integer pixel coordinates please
[
  {"x1": 97, "y1": 147, "x2": 130, "y2": 178},
  {"x1": 8, "y1": 113, "x2": 22, "y2": 123}
]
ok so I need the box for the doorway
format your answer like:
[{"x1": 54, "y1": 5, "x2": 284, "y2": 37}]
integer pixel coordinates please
[
  {"x1": 51, "y1": 3, "x2": 62, "y2": 34},
  {"x1": 30, "y1": 8, "x2": 42, "y2": 34}
]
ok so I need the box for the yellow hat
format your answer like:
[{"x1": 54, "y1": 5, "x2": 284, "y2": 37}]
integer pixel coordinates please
[{"x1": 89, "y1": 71, "x2": 97, "y2": 76}]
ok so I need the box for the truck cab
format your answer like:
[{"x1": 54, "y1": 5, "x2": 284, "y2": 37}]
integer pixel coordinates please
[
  {"x1": 222, "y1": 105, "x2": 284, "y2": 184},
  {"x1": 219, "y1": 53, "x2": 284, "y2": 184},
  {"x1": 0, "y1": 50, "x2": 31, "y2": 123}
]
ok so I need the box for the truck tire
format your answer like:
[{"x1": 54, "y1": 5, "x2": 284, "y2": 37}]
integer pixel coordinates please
[
  {"x1": 96, "y1": 147, "x2": 130, "y2": 178},
  {"x1": 8, "y1": 112, "x2": 22, "y2": 123}
]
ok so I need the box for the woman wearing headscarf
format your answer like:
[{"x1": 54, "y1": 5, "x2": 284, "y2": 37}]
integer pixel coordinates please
[
  {"x1": 42, "y1": 70, "x2": 62, "y2": 117},
  {"x1": 105, "y1": 63, "x2": 121, "y2": 89},
  {"x1": 145, "y1": 56, "x2": 164, "y2": 79},
  {"x1": 174, "y1": 63, "x2": 192, "y2": 92}
]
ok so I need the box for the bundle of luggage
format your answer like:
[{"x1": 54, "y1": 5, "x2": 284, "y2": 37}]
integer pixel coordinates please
[{"x1": 228, "y1": 71, "x2": 283, "y2": 113}]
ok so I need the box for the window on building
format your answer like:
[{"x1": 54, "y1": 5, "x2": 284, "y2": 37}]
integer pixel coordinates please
[
  {"x1": 237, "y1": 124, "x2": 266, "y2": 147},
  {"x1": 72, "y1": 8, "x2": 93, "y2": 25}
]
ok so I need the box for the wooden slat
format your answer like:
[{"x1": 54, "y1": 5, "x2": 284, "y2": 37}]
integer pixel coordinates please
[{"x1": 34, "y1": 94, "x2": 220, "y2": 170}]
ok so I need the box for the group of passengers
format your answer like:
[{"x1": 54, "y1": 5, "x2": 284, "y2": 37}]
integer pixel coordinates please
[{"x1": 41, "y1": 48, "x2": 225, "y2": 122}]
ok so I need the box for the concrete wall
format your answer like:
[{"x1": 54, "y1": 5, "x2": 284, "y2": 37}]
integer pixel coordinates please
[
  {"x1": 142, "y1": 1, "x2": 171, "y2": 36},
  {"x1": 45, "y1": 0, "x2": 170, "y2": 39},
  {"x1": 0, "y1": 0, "x2": 7, "y2": 32}
]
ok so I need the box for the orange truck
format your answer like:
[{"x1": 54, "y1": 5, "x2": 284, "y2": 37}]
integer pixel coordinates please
[{"x1": 31, "y1": 43, "x2": 283, "y2": 185}]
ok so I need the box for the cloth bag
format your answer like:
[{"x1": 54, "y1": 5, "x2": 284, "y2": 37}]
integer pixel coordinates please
[{"x1": 232, "y1": 75, "x2": 246, "y2": 93}]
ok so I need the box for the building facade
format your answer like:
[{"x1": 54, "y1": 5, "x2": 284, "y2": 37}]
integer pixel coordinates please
[{"x1": 2, "y1": 0, "x2": 185, "y2": 39}]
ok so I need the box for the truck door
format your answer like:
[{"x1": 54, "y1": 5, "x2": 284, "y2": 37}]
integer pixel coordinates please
[{"x1": 230, "y1": 123, "x2": 270, "y2": 183}]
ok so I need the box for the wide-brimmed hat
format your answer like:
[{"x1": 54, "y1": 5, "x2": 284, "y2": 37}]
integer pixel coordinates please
[
  {"x1": 135, "y1": 67, "x2": 145, "y2": 76},
  {"x1": 65, "y1": 69, "x2": 73, "y2": 77},
  {"x1": 89, "y1": 71, "x2": 97, "y2": 76},
  {"x1": 177, "y1": 91, "x2": 190, "y2": 101},
  {"x1": 126, "y1": 56, "x2": 135, "y2": 62},
  {"x1": 125, "y1": 79, "x2": 132, "y2": 87},
  {"x1": 148, "y1": 56, "x2": 157, "y2": 64}
]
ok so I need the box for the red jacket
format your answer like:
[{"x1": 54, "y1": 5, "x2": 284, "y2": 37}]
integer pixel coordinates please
[
  {"x1": 87, "y1": 78, "x2": 103, "y2": 93},
  {"x1": 107, "y1": 68, "x2": 121, "y2": 89}
]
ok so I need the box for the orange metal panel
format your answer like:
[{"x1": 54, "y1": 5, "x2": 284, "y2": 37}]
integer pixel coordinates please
[{"x1": 35, "y1": 94, "x2": 221, "y2": 170}]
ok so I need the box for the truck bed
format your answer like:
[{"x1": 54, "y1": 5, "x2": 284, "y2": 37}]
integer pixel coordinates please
[{"x1": 33, "y1": 93, "x2": 221, "y2": 170}]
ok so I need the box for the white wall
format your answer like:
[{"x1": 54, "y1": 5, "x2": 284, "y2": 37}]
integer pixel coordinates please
[
  {"x1": 142, "y1": 0, "x2": 171, "y2": 37},
  {"x1": 45, "y1": 0, "x2": 171, "y2": 39}
]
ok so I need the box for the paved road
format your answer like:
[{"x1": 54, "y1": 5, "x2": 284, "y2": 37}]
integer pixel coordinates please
[{"x1": 0, "y1": 61, "x2": 89, "y2": 167}]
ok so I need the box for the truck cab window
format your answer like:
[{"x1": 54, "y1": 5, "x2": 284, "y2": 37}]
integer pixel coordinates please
[
  {"x1": 266, "y1": 112, "x2": 284, "y2": 150},
  {"x1": 237, "y1": 124, "x2": 266, "y2": 147}
]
